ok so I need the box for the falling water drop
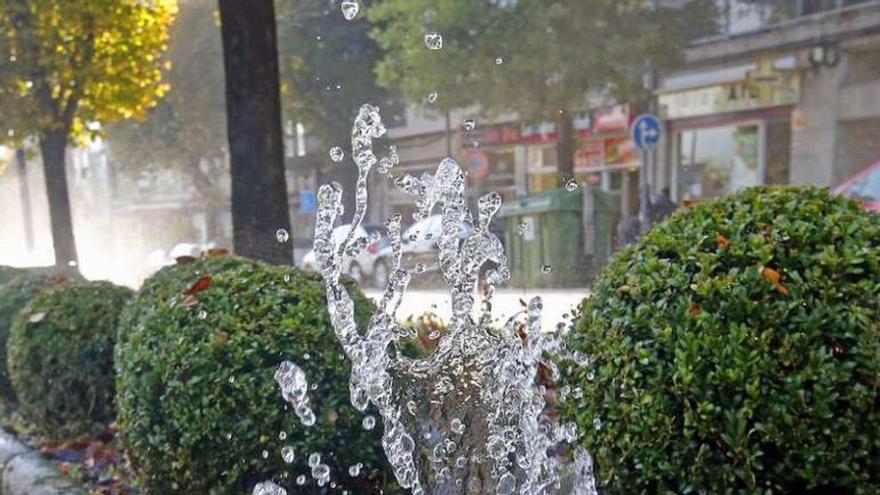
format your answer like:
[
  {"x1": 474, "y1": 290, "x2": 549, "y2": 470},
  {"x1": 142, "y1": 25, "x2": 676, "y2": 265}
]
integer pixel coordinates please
[
  {"x1": 427, "y1": 92, "x2": 438, "y2": 104},
  {"x1": 564, "y1": 178, "x2": 580, "y2": 192},
  {"x1": 362, "y1": 415, "x2": 376, "y2": 430},
  {"x1": 275, "y1": 228, "x2": 289, "y2": 243},
  {"x1": 340, "y1": 0, "x2": 359, "y2": 20},
  {"x1": 541, "y1": 264, "x2": 552, "y2": 274},
  {"x1": 329, "y1": 146, "x2": 345, "y2": 162},
  {"x1": 281, "y1": 445, "x2": 295, "y2": 464},
  {"x1": 463, "y1": 119, "x2": 476, "y2": 131},
  {"x1": 252, "y1": 481, "x2": 287, "y2": 495},
  {"x1": 495, "y1": 57, "x2": 503, "y2": 65},
  {"x1": 424, "y1": 32, "x2": 443, "y2": 50}
]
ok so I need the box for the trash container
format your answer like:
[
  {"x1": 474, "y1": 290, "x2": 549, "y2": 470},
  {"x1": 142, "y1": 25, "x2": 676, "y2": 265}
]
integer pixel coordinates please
[
  {"x1": 499, "y1": 188, "x2": 587, "y2": 288},
  {"x1": 590, "y1": 188, "x2": 621, "y2": 269}
]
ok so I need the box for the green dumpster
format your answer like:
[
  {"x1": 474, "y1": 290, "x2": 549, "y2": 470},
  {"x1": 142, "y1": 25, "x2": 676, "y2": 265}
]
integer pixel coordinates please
[
  {"x1": 499, "y1": 188, "x2": 587, "y2": 288},
  {"x1": 589, "y1": 188, "x2": 621, "y2": 269}
]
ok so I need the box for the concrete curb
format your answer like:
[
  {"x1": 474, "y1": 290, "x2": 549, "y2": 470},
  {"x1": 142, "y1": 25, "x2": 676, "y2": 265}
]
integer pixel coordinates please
[{"x1": 0, "y1": 431, "x2": 80, "y2": 495}]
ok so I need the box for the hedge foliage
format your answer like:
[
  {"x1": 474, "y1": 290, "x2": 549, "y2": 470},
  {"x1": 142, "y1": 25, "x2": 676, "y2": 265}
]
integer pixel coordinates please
[
  {"x1": 0, "y1": 274, "x2": 70, "y2": 402},
  {"x1": 7, "y1": 280, "x2": 133, "y2": 438},
  {"x1": 564, "y1": 187, "x2": 879, "y2": 494},
  {"x1": 115, "y1": 255, "x2": 393, "y2": 494}
]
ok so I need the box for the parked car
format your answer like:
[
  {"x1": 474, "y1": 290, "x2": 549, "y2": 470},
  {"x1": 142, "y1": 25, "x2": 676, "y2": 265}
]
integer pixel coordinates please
[
  {"x1": 375, "y1": 215, "x2": 473, "y2": 285},
  {"x1": 834, "y1": 160, "x2": 880, "y2": 212},
  {"x1": 301, "y1": 224, "x2": 389, "y2": 286}
]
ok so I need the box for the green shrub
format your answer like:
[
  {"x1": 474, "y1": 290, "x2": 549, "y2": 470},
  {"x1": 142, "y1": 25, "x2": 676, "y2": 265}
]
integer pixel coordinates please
[
  {"x1": 7, "y1": 280, "x2": 133, "y2": 438},
  {"x1": 115, "y1": 255, "x2": 393, "y2": 494},
  {"x1": 563, "y1": 187, "x2": 880, "y2": 494},
  {"x1": 0, "y1": 274, "x2": 70, "y2": 402}
]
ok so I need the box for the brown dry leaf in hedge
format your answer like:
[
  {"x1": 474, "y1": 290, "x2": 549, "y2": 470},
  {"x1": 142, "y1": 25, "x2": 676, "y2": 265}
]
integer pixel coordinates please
[
  {"x1": 184, "y1": 275, "x2": 212, "y2": 296},
  {"x1": 760, "y1": 267, "x2": 789, "y2": 295},
  {"x1": 715, "y1": 234, "x2": 731, "y2": 248},
  {"x1": 687, "y1": 302, "x2": 701, "y2": 316}
]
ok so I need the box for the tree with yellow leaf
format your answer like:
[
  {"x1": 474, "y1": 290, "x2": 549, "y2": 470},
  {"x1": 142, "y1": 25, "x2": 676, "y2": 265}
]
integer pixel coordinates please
[{"x1": 0, "y1": 0, "x2": 177, "y2": 266}]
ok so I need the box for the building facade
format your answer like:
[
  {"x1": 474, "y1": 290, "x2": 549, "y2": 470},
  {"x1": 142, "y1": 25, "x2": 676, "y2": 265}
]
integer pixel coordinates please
[{"x1": 655, "y1": 0, "x2": 880, "y2": 202}]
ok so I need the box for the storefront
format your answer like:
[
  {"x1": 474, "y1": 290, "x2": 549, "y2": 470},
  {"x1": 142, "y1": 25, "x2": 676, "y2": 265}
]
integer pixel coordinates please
[
  {"x1": 460, "y1": 124, "x2": 520, "y2": 202},
  {"x1": 571, "y1": 105, "x2": 639, "y2": 218},
  {"x1": 658, "y1": 57, "x2": 800, "y2": 201}
]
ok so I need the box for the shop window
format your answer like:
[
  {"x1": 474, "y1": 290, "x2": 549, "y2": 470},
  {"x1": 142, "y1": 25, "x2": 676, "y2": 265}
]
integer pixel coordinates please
[{"x1": 677, "y1": 124, "x2": 761, "y2": 199}]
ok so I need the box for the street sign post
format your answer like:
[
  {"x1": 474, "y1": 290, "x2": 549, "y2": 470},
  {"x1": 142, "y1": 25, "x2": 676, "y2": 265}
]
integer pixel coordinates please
[{"x1": 631, "y1": 114, "x2": 662, "y2": 234}]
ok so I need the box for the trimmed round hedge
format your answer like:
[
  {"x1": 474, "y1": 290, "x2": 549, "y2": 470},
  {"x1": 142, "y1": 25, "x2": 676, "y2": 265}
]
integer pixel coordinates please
[
  {"x1": 116, "y1": 256, "x2": 393, "y2": 494},
  {"x1": 8, "y1": 280, "x2": 133, "y2": 438},
  {"x1": 564, "y1": 187, "x2": 879, "y2": 494},
  {"x1": 0, "y1": 274, "x2": 70, "y2": 402}
]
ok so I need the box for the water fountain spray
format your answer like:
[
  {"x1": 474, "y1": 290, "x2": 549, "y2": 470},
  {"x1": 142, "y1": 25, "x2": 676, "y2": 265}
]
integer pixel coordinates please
[{"x1": 282, "y1": 104, "x2": 597, "y2": 495}]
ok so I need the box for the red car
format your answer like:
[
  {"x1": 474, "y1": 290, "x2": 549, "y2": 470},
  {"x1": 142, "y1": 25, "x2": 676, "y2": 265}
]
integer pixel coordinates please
[{"x1": 834, "y1": 160, "x2": 880, "y2": 212}]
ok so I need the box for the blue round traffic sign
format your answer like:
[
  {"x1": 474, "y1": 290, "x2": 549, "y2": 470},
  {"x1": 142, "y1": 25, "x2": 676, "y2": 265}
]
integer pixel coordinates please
[{"x1": 631, "y1": 113, "x2": 662, "y2": 150}]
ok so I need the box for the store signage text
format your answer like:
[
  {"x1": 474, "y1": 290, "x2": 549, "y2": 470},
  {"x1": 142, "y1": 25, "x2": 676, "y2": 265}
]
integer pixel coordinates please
[{"x1": 658, "y1": 71, "x2": 800, "y2": 120}]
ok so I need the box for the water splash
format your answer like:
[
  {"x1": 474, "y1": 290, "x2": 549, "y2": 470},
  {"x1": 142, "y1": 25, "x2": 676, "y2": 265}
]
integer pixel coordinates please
[
  {"x1": 274, "y1": 361, "x2": 316, "y2": 426},
  {"x1": 312, "y1": 104, "x2": 596, "y2": 494},
  {"x1": 424, "y1": 32, "x2": 443, "y2": 50},
  {"x1": 341, "y1": 0, "x2": 359, "y2": 21}
]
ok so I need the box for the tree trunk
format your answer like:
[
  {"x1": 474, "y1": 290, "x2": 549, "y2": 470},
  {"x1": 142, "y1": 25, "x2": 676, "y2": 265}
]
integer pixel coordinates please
[
  {"x1": 555, "y1": 109, "x2": 576, "y2": 188},
  {"x1": 16, "y1": 148, "x2": 35, "y2": 253},
  {"x1": 39, "y1": 130, "x2": 79, "y2": 267},
  {"x1": 218, "y1": 0, "x2": 292, "y2": 265}
]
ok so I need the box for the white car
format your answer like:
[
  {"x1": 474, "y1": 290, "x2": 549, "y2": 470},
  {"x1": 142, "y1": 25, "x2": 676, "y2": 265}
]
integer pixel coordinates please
[
  {"x1": 301, "y1": 224, "x2": 389, "y2": 286},
  {"x1": 376, "y1": 215, "x2": 473, "y2": 278}
]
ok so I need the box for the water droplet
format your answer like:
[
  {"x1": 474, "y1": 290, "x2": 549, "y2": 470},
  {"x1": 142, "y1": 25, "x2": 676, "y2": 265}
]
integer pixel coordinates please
[
  {"x1": 275, "y1": 361, "x2": 316, "y2": 426},
  {"x1": 587, "y1": 371, "x2": 595, "y2": 381},
  {"x1": 450, "y1": 418, "x2": 465, "y2": 435},
  {"x1": 228, "y1": 375, "x2": 235, "y2": 383},
  {"x1": 329, "y1": 146, "x2": 344, "y2": 162},
  {"x1": 197, "y1": 310, "x2": 207, "y2": 320},
  {"x1": 308, "y1": 452, "x2": 321, "y2": 467},
  {"x1": 424, "y1": 32, "x2": 443, "y2": 50},
  {"x1": 541, "y1": 264, "x2": 552, "y2": 274},
  {"x1": 463, "y1": 119, "x2": 476, "y2": 131},
  {"x1": 278, "y1": 431, "x2": 287, "y2": 440},
  {"x1": 253, "y1": 480, "x2": 287, "y2": 495},
  {"x1": 275, "y1": 228, "x2": 289, "y2": 243},
  {"x1": 348, "y1": 463, "x2": 361, "y2": 476},
  {"x1": 261, "y1": 450, "x2": 269, "y2": 459},
  {"x1": 311, "y1": 463, "x2": 330, "y2": 480},
  {"x1": 414, "y1": 263, "x2": 426, "y2": 274},
  {"x1": 296, "y1": 475, "x2": 306, "y2": 486},
  {"x1": 341, "y1": 0, "x2": 359, "y2": 20},
  {"x1": 362, "y1": 415, "x2": 376, "y2": 430},
  {"x1": 572, "y1": 387, "x2": 583, "y2": 399},
  {"x1": 427, "y1": 92, "x2": 438, "y2": 104},
  {"x1": 495, "y1": 57, "x2": 503, "y2": 65},
  {"x1": 593, "y1": 417, "x2": 603, "y2": 430},
  {"x1": 281, "y1": 445, "x2": 295, "y2": 463},
  {"x1": 564, "y1": 178, "x2": 579, "y2": 192},
  {"x1": 497, "y1": 472, "x2": 516, "y2": 494}
]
